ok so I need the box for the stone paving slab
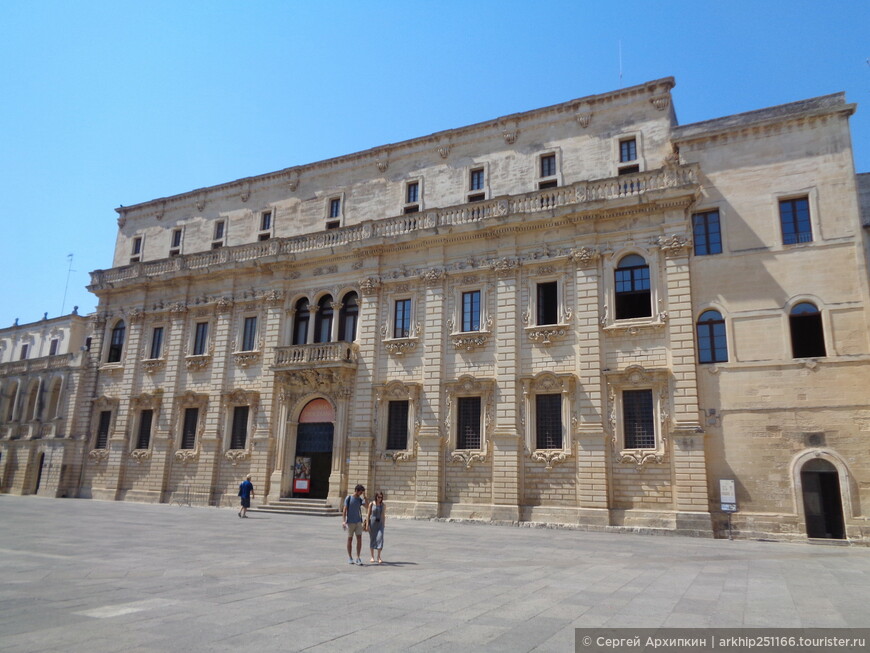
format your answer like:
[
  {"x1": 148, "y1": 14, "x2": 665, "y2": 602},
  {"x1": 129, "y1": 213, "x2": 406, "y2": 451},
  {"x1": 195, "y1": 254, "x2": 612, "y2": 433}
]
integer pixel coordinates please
[{"x1": 1, "y1": 495, "x2": 870, "y2": 652}]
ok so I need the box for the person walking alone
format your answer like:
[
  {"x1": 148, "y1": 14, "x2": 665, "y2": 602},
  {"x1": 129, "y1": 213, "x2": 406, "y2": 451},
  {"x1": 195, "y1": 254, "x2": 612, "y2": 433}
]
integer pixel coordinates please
[
  {"x1": 238, "y1": 474, "x2": 254, "y2": 518},
  {"x1": 342, "y1": 484, "x2": 367, "y2": 565},
  {"x1": 367, "y1": 492, "x2": 386, "y2": 564}
]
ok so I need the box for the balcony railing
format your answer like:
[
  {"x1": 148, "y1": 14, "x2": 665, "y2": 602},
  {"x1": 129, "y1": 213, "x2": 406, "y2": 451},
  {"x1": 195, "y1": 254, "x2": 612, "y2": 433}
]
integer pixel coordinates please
[
  {"x1": 91, "y1": 164, "x2": 699, "y2": 287},
  {"x1": 0, "y1": 352, "x2": 83, "y2": 376},
  {"x1": 273, "y1": 342, "x2": 359, "y2": 369}
]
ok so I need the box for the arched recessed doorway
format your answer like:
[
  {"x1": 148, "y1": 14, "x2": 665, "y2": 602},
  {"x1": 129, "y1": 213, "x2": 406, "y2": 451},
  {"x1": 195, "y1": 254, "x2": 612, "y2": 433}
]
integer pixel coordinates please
[
  {"x1": 34, "y1": 452, "x2": 45, "y2": 494},
  {"x1": 295, "y1": 399, "x2": 334, "y2": 499},
  {"x1": 801, "y1": 458, "x2": 845, "y2": 539}
]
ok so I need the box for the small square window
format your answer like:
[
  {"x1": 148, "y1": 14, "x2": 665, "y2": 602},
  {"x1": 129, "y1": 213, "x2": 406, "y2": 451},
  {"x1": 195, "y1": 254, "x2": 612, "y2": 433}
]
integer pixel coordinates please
[
  {"x1": 779, "y1": 197, "x2": 812, "y2": 245},
  {"x1": 258, "y1": 233, "x2": 271, "y2": 241},
  {"x1": 171, "y1": 229, "x2": 183, "y2": 249},
  {"x1": 95, "y1": 410, "x2": 112, "y2": 449},
  {"x1": 326, "y1": 220, "x2": 340, "y2": 230}
]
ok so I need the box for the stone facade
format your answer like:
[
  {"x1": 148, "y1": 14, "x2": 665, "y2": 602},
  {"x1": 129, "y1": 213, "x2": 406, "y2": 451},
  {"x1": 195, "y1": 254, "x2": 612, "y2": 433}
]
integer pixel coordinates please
[{"x1": 7, "y1": 77, "x2": 869, "y2": 542}]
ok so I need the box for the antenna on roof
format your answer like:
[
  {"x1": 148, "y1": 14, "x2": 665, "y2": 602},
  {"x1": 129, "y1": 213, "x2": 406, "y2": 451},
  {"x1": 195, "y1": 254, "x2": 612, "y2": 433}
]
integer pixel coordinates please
[
  {"x1": 619, "y1": 40, "x2": 623, "y2": 86},
  {"x1": 60, "y1": 253, "x2": 75, "y2": 317}
]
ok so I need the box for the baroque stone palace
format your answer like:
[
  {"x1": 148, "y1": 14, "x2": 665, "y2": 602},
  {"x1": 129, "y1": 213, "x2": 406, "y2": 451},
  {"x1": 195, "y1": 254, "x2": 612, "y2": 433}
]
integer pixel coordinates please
[{"x1": 3, "y1": 78, "x2": 870, "y2": 542}]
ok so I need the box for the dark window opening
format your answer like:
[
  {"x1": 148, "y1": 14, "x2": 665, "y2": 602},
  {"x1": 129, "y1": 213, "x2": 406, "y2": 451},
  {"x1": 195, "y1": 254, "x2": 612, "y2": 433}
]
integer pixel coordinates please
[
  {"x1": 260, "y1": 211, "x2": 272, "y2": 231},
  {"x1": 241, "y1": 316, "x2": 257, "y2": 351},
  {"x1": 49, "y1": 339, "x2": 59, "y2": 356},
  {"x1": 181, "y1": 407, "x2": 198, "y2": 449},
  {"x1": 540, "y1": 154, "x2": 556, "y2": 178},
  {"x1": 620, "y1": 138, "x2": 637, "y2": 162},
  {"x1": 293, "y1": 298, "x2": 310, "y2": 345},
  {"x1": 457, "y1": 396, "x2": 481, "y2": 449},
  {"x1": 790, "y1": 303, "x2": 826, "y2": 358},
  {"x1": 470, "y1": 168, "x2": 484, "y2": 191},
  {"x1": 615, "y1": 255, "x2": 651, "y2": 319},
  {"x1": 326, "y1": 220, "x2": 340, "y2": 230},
  {"x1": 536, "y1": 281, "x2": 558, "y2": 326},
  {"x1": 338, "y1": 292, "x2": 358, "y2": 342},
  {"x1": 314, "y1": 296, "x2": 333, "y2": 343},
  {"x1": 107, "y1": 321, "x2": 125, "y2": 363},
  {"x1": 538, "y1": 179, "x2": 558, "y2": 190},
  {"x1": 535, "y1": 394, "x2": 562, "y2": 449},
  {"x1": 462, "y1": 290, "x2": 481, "y2": 332},
  {"x1": 95, "y1": 410, "x2": 112, "y2": 449},
  {"x1": 136, "y1": 409, "x2": 153, "y2": 450},
  {"x1": 403, "y1": 205, "x2": 419, "y2": 214},
  {"x1": 618, "y1": 164, "x2": 640, "y2": 175},
  {"x1": 213, "y1": 221, "x2": 225, "y2": 241},
  {"x1": 394, "y1": 299, "x2": 411, "y2": 338},
  {"x1": 386, "y1": 400, "x2": 409, "y2": 450},
  {"x1": 193, "y1": 322, "x2": 208, "y2": 356},
  {"x1": 623, "y1": 389, "x2": 655, "y2": 449},
  {"x1": 780, "y1": 197, "x2": 812, "y2": 245},
  {"x1": 467, "y1": 193, "x2": 485, "y2": 203},
  {"x1": 230, "y1": 405, "x2": 249, "y2": 450},
  {"x1": 693, "y1": 210, "x2": 722, "y2": 256},
  {"x1": 149, "y1": 327, "x2": 164, "y2": 360},
  {"x1": 406, "y1": 182, "x2": 419, "y2": 204},
  {"x1": 329, "y1": 198, "x2": 341, "y2": 219},
  {"x1": 697, "y1": 310, "x2": 728, "y2": 363}
]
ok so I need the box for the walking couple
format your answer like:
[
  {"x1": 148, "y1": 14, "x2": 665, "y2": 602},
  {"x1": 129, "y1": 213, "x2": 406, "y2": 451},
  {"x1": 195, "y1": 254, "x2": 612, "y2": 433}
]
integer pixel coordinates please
[{"x1": 342, "y1": 484, "x2": 386, "y2": 565}]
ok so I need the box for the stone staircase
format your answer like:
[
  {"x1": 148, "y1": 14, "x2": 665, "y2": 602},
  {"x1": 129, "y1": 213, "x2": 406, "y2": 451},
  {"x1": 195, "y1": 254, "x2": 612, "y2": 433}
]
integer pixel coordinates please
[{"x1": 250, "y1": 497, "x2": 341, "y2": 517}]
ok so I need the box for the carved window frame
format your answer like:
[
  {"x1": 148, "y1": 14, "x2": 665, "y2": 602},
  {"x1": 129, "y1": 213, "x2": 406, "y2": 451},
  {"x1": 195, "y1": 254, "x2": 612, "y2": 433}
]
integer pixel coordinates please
[
  {"x1": 375, "y1": 381, "x2": 420, "y2": 459},
  {"x1": 447, "y1": 279, "x2": 492, "y2": 352},
  {"x1": 233, "y1": 307, "x2": 263, "y2": 367},
  {"x1": 222, "y1": 389, "x2": 259, "y2": 460},
  {"x1": 774, "y1": 188, "x2": 818, "y2": 248},
  {"x1": 613, "y1": 130, "x2": 645, "y2": 176},
  {"x1": 104, "y1": 318, "x2": 126, "y2": 366},
  {"x1": 381, "y1": 288, "x2": 420, "y2": 355},
  {"x1": 403, "y1": 177, "x2": 423, "y2": 214},
  {"x1": 142, "y1": 321, "x2": 168, "y2": 374},
  {"x1": 444, "y1": 375, "x2": 494, "y2": 456},
  {"x1": 173, "y1": 391, "x2": 208, "y2": 453},
  {"x1": 466, "y1": 163, "x2": 490, "y2": 203},
  {"x1": 89, "y1": 396, "x2": 119, "y2": 451},
  {"x1": 537, "y1": 149, "x2": 563, "y2": 189},
  {"x1": 523, "y1": 266, "x2": 572, "y2": 344},
  {"x1": 185, "y1": 314, "x2": 214, "y2": 370},
  {"x1": 129, "y1": 392, "x2": 162, "y2": 458},
  {"x1": 169, "y1": 227, "x2": 183, "y2": 257},
  {"x1": 602, "y1": 247, "x2": 665, "y2": 331},
  {"x1": 606, "y1": 365, "x2": 669, "y2": 468},
  {"x1": 258, "y1": 208, "x2": 274, "y2": 241},
  {"x1": 521, "y1": 372, "x2": 575, "y2": 456},
  {"x1": 326, "y1": 192, "x2": 345, "y2": 229}
]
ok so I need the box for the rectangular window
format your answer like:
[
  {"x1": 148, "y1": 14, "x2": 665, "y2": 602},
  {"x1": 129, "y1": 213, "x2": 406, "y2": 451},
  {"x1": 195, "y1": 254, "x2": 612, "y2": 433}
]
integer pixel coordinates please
[
  {"x1": 230, "y1": 405, "x2": 249, "y2": 450},
  {"x1": 540, "y1": 154, "x2": 556, "y2": 178},
  {"x1": 260, "y1": 211, "x2": 272, "y2": 231},
  {"x1": 394, "y1": 299, "x2": 411, "y2": 338},
  {"x1": 180, "y1": 407, "x2": 198, "y2": 449},
  {"x1": 536, "y1": 281, "x2": 558, "y2": 326},
  {"x1": 535, "y1": 394, "x2": 562, "y2": 449},
  {"x1": 386, "y1": 400, "x2": 409, "y2": 450},
  {"x1": 619, "y1": 138, "x2": 637, "y2": 163},
  {"x1": 132, "y1": 237, "x2": 142, "y2": 255},
  {"x1": 136, "y1": 409, "x2": 153, "y2": 450},
  {"x1": 241, "y1": 316, "x2": 257, "y2": 351},
  {"x1": 95, "y1": 410, "x2": 112, "y2": 449},
  {"x1": 623, "y1": 389, "x2": 655, "y2": 449},
  {"x1": 406, "y1": 182, "x2": 419, "y2": 204},
  {"x1": 49, "y1": 339, "x2": 59, "y2": 356},
  {"x1": 20, "y1": 344, "x2": 28, "y2": 360},
  {"x1": 193, "y1": 322, "x2": 209, "y2": 356},
  {"x1": 457, "y1": 397, "x2": 481, "y2": 449},
  {"x1": 461, "y1": 290, "x2": 481, "y2": 332},
  {"x1": 692, "y1": 210, "x2": 722, "y2": 256},
  {"x1": 470, "y1": 168, "x2": 484, "y2": 191},
  {"x1": 780, "y1": 197, "x2": 812, "y2": 244},
  {"x1": 329, "y1": 198, "x2": 341, "y2": 219},
  {"x1": 213, "y1": 221, "x2": 225, "y2": 241},
  {"x1": 149, "y1": 327, "x2": 164, "y2": 359},
  {"x1": 171, "y1": 228, "x2": 182, "y2": 248}
]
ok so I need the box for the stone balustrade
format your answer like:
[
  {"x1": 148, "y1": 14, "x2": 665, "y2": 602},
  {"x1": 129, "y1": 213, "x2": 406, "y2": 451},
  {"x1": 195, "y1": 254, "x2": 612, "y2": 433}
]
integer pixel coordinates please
[{"x1": 273, "y1": 342, "x2": 359, "y2": 369}]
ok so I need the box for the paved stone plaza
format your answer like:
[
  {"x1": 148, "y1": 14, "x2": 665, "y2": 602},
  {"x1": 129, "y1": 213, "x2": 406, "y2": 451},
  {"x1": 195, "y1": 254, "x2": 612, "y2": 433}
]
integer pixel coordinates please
[{"x1": 1, "y1": 496, "x2": 869, "y2": 652}]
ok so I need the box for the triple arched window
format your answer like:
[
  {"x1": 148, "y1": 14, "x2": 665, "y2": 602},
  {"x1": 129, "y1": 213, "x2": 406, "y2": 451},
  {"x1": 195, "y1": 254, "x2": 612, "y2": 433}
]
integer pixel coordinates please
[{"x1": 292, "y1": 291, "x2": 359, "y2": 345}]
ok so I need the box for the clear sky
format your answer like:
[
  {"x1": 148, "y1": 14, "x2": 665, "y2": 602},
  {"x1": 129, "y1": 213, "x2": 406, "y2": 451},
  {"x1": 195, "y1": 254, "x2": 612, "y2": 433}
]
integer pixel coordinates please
[{"x1": 1, "y1": 1, "x2": 867, "y2": 328}]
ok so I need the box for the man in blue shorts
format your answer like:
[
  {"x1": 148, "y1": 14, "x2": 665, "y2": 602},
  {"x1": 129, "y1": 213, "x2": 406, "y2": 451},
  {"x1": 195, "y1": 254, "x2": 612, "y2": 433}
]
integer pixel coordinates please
[{"x1": 343, "y1": 484, "x2": 367, "y2": 565}]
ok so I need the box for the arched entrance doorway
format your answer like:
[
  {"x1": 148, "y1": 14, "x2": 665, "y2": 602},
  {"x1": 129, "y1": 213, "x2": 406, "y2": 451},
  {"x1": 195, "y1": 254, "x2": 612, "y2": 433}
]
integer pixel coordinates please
[
  {"x1": 294, "y1": 399, "x2": 334, "y2": 499},
  {"x1": 801, "y1": 458, "x2": 845, "y2": 539}
]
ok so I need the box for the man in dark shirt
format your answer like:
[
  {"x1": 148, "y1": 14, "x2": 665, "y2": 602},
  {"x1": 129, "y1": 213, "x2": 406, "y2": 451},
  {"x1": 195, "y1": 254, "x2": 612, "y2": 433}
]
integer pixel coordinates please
[
  {"x1": 342, "y1": 484, "x2": 367, "y2": 565},
  {"x1": 238, "y1": 474, "x2": 254, "y2": 518}
]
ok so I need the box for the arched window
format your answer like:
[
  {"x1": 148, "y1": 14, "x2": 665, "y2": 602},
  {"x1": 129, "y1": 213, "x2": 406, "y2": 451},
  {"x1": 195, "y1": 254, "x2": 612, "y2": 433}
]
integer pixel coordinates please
[
  {"x1": 314, "y1": 295, "x2": 333, "y2": 344},
  {"x1": 46, "y1": 378, "x2": 62, "y2": 420},
  {"x1": 790, "y1": 302, "x2": 826, "y2": 358},
  {"x1": 338, "y1": 292, "x2": 359, "y2": 342},
  {"x1": 615, "y1": 254, "x2": 651, "y2": 319},
  {"x1": 107, "y1": 320, "x2": 125, "y2": 363},
  {"x1": 3, "y1": 381, "x2": 19, "y2": 422},
  {"x1": 24, "y1": 380, "x2": 39, "y2": 421},
  {"x1": 697, "y1": 310, "x2": 727, "y2": 363},
  {"x1": 293, "y1": 298, "x2": 310, "y2": 345}
]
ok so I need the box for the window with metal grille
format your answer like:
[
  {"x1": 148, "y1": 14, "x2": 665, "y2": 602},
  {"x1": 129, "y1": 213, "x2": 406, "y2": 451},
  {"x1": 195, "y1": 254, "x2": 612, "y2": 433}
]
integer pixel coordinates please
[
  {"x1": 540, "y1": 154, "x2": 556, "y2": 178},
  {"x1": 615, "y1": 255, "x2": 651, "y2": 319},
  {"x1": 230, "y1": 406, "x2": 249, "y2": 450},
  {"x1": 314, "y1": 296, "x2": 333, "y2": 343},
  {"x1": 293, "y1": 298, "x2": 310, "y2": 345},
  {"x1": 693, "y1": 210, "x2": 722, "y2": 256},
  {"x1": 394, "y1": 299, "x2": 411, "y2": 338},
  {"x1": 149, "y1": 327, "x2": 164, "y2": 360},
  {"x1": 180, "y1": 407, "x2": 198, "y2": 449},
  {"x1": 535, "y1": 394, "x2": 562, "y2": 449},
  {"x1": 193, "y1": 322, "x2": 208, "y2": 356},
  {"x1": 107, "y1": 321, "x2": 125, "y2": 363},
  {"x1": 462, "y1": 290, "x2": 481, "y2": 332},
  {"x1": 779, "y1": 197, "x2": 812, "y2": 244},
  {"x1": 457, "y1": 397, "x2": 481, "y2": 449},
  {"x1": 136, "y1": 409, "x2": 153, "y2": 450},
  {"x1": 623, "y1": 389, "x2": 655, "y2": 449},
  {"x1": 697, "y1": 310, "x2": 728, "y2": 363},
  {"x1": 790, "y1": 303, "x2": 826, "y2": 358},
  {"x1": 338, "y1": 292, "x2": 358, "y2": 342},
  {"x1": 95, "y1": 410, "x2": 112, "y2": 449},
  {"x1": 386, "y1": 400, "x2": 409, "y2": 450},
  {"x1": 241, "y1": 316, "x2": 257, "y2": 351},
  {"x1": 536, "y1": 281, "x2": 558, "y2": 326},
  {"x1": 470, "y1": 168, "x2": 484, "y2": 191}
]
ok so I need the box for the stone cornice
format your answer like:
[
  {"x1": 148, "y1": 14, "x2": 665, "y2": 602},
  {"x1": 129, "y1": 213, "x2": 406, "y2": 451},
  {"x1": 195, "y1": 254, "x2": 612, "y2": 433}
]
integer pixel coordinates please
[{"x1": 115, "y1": 78, "x2": 675, "y2": 220}]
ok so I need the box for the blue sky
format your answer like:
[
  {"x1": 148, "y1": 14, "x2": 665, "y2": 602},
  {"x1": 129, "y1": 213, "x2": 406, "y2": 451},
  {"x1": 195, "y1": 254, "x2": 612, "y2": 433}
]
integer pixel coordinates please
[{"x1": 1, "y1": 1, "x2": 867, "y2": 328}]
